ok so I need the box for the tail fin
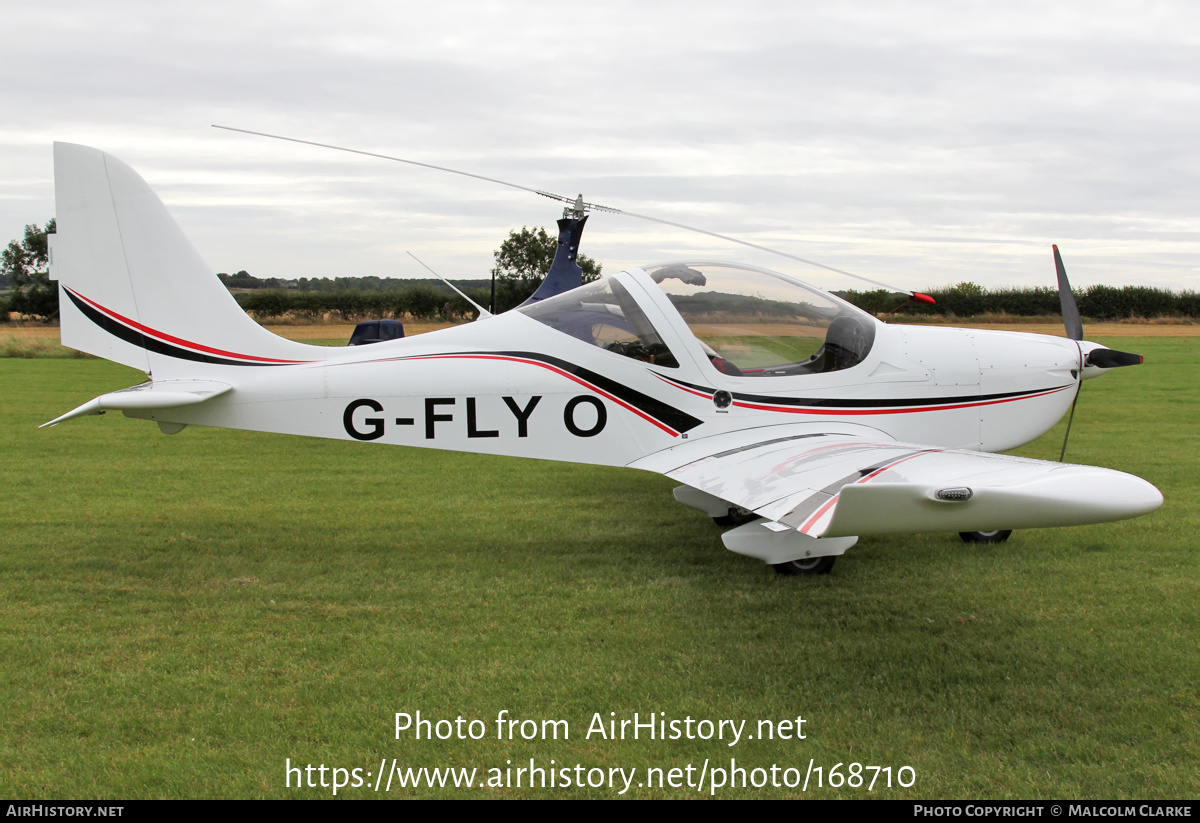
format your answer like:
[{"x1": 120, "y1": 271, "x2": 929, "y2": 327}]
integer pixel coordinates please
[{"x1": 52, "y1": 143, "x2": 330, "y2": 377}]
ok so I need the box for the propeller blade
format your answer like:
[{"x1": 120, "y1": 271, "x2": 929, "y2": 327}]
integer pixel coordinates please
[
  {"x1": 1053, "y1": 245, "x2": 1084, "y2": 341},
  {"x1": 1086, "y1": 348, "x2": 1143, "y2": 369}
]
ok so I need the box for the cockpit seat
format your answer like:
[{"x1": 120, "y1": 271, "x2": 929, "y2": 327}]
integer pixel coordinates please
[{"x1": 820, "y1": 316, "x2": 874, "y2": 372}]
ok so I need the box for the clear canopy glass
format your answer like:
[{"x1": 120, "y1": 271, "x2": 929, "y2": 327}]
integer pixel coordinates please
[
  {"x1": 518, "y1": 276, "x2": 680, "y2": 368},
  {"x1": 518, "y1": 262, "x2": 877, "y2": 377},
  {"x1": 644, "y1": 262, "x2": 876, "y2": 377}
]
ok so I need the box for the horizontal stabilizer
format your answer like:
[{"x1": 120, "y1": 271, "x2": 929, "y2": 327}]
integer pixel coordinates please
[{"x1": 41, "y1": 380, "x2": 231, "y2": 428}]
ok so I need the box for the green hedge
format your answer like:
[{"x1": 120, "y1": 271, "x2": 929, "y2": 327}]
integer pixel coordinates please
[
  {"x1": 842, "y1": 285, "x2": 1198, "y2": 320},
  {"x1": 233, "y1": 282, "x2": 1198, "y2": 323},
  {"x1": 238, "y1": 286, "x2": 484, "y2": 321}
]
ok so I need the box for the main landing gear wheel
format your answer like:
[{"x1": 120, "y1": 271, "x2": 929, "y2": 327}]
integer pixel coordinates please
[
  {"x1": 958, "y1": 530, "x2": 1012, "y2": 544},
  {"x1": 772, "y1": 556, "x2": 836, "y2": 576},
  {"x1": 713, "y1": 508, "x2": 759, "y2": 527}
]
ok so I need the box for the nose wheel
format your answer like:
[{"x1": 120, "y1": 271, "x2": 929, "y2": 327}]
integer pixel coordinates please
[{"x1": 959, "y1": 530, "x2": 1012, "y2": 544}]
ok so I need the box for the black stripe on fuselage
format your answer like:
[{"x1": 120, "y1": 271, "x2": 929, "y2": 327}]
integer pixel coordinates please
[
  {"x1": 65, "y1": 289, "x2": 287, "y2": 367},
  {"x1": 360, "y1": 350, "x2": 705, "y2": 435},
  {"x1": 655, "y1": 374, "x2": 1070, "y2": 409},
  {"x1": 490, "y1": 351, "x2": 704, "y2": 434}
]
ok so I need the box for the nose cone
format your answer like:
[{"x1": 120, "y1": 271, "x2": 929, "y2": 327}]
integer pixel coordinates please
[{"x1": 1080, "y1": 340, "x2": 1144, "y2": 379}]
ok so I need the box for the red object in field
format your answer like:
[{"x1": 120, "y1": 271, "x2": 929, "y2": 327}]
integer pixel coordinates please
[{"x1": 911, "y1": 292, "x2": 937, "y2": 305}]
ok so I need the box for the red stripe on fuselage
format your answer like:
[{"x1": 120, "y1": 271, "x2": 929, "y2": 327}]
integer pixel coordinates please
[
  {"x1": 654, "y1": 373, "x2": 1072, "y2": 416},
  {"x1": 652, "y1": 374, "x2": 713, "y2": 400},
  {"x1": 65, "y1": 287, "x2": 314, "y2": 364},
  {"x1": 733, "y1": 387, "x2": 1070, "y2": 415}
]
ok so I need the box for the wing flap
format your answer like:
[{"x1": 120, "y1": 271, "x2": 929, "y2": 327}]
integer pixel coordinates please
[{"x1": 631, "y1": 422, "x2": 906, "y2": 516}]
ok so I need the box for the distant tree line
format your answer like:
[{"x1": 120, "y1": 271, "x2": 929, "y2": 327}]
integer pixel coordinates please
[
  {"x1": 841, "y1": 282, "x2": 1200, "y2": 321},
  {"x1": 234, "y1": 280, "x2": 1199, "y2": 322},
  {"x1": 227, "y1": 272, "x2": 493, "y2": 321},
  {"x1": 230, "y1": 225, "x2": 602, "y2": 318},
  {"x1": 237, "y1": 285, "x2": 489, "y2": 321},
  {"x1": 218, "y1": 270, "x2": 493, "y2": 294},
  {"x1": 3, "y1": 220, "x2": 1196, "y2": 322}
]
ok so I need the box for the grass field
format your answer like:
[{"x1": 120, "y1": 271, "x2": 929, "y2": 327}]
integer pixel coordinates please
[{"x1": 0, "y1": 335, "x2": 1195, "y2": 799}]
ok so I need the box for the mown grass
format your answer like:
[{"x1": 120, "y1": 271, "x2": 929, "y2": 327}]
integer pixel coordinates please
[{"x1": 0, "y1": 337, "x2": 1195, "y2": 799}]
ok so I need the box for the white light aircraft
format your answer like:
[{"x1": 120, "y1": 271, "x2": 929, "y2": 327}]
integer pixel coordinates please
[{"x1": 43, "y1": 142, "x2": 1162, "y2": 575}]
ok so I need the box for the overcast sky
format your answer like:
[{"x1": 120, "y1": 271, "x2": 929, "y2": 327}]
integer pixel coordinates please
[{"x1": 3, "y1": 0, "x2": 1198, "y2": 292}]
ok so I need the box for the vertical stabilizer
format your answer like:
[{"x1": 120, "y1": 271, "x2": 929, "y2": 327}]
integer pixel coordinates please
[{"x1": 53, "y1": 143, "x2": 329, "y2": 377}]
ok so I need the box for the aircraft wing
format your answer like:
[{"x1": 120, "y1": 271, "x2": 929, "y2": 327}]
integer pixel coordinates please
[{"x1": 630, "y1": 423, "x2": 1162, "y2": 538}]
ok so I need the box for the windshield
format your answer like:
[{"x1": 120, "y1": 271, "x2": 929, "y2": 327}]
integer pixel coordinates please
[{"x1": 644, "y1": 262, "x2": 876, "y2": 377}]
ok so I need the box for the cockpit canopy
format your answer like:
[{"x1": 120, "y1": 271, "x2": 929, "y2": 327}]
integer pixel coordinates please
[
  {"x1": 518, "y1": 275, "x2": 681, "y2": 368},
  {"x1": 519, "y1": 262, "x2": 877, "y2": 377},
  {"x1": 645, "y1": 262, "x2": 876, "y2": 376}
]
